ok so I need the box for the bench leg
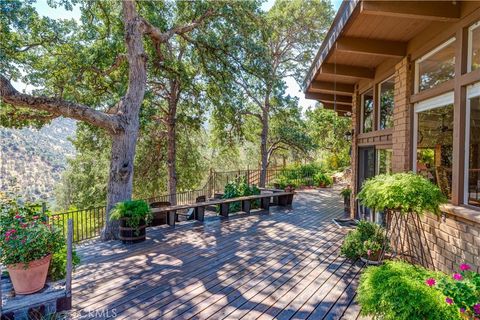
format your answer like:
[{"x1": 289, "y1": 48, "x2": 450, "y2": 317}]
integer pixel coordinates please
[
  {"x1": 278, "y1": 195, "x2": 288, "y2": 206},
  {"x1": 272, "y1": 195, "x2": 279, "y2": 205},
  {"x1": 242, "y1": 200, "x2": 251, "y2": 214},
  {"x1": 260, "y1": 197, "x2": 270, "y2": 210},
  {"x1": 195, "y1": 206, "x2": 205, "y2": 222},
  {"x1": 167, "y1": 210, "x2": 176, "y2": 226},
  {"x1": 220, "y1": 203, "x2": 229, "y2": 217}
]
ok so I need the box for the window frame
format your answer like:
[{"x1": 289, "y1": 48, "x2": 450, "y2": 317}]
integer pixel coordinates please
[
  {"x1": 464, "y1": 82, "x2": 480, "y2": 205},
  {"x1": 412, "y1": 91, "x2": 455, "y2": 173},
  {"x1": 414, "y1": 37, "x2": 456, "y2": 94},
  {"x1": 360, "y1": 88, "x2": 374, "y2": 134},
  {"x1": 467, "y1": 21, "x2": 480, "y2": 73},
  {"x1": 377, "y1": 75, "x2": 395, "y2": 131}
]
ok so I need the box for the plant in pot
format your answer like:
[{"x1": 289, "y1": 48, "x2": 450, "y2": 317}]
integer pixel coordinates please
[
  {"x1": 313, "y1": 172, "x2": 333, "y2": 188},
  {"x1": 356, "y1": 172, "x2": 447, "y2": 264},
  {"x1": 0, "y1": 198, "x2": 64, "y2": 294},
  {"x1": 110, "y1": 200, "x2": 152, "y2": 244},
  {"x1": 340, "y1": 220, "x2": 389, "y2": 264},
  {"x1": 340, "y1": 187, "x2": 352, "y2": 212}
]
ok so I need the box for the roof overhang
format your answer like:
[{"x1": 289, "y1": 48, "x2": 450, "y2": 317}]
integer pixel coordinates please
[{"x1": 303, "y1": 0, "x2": 462, "y2": 116}]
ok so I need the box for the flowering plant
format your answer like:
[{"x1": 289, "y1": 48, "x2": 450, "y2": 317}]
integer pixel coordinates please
[
  {"x1": 0, "y1": 196, "x2": 64, "y2": 266},
  {"x1": 426, "y1": 263, "x2": 480, "y2": 319}
]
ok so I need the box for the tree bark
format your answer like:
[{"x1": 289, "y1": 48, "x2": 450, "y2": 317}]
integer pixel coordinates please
[
  {"x1": 166, "y1": 84, "x2": 178, "y2": 205},
  {"x1": 259, "y1": 105, "x2": 269, "y2": 187},
  {"x1": 101, "y1": 0, "x2": 147, "y2": 240}
]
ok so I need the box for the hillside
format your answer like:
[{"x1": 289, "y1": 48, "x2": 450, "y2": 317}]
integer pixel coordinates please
[{"x1": 0, "y1": 118, "x2": 76, "y2": 202}]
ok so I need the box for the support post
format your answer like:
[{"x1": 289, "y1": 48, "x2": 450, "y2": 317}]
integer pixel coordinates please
[
  {"x1": 167, "y1": 211, "x2": 176, "y2": 226},
  {"x1": 194, "y1": 206, "x2": 205, "y2": 222},
  {"x1": 242, "y1": 200, "x2": 251, "y2": 214},
  {"x1": 220, "y1": 203, "x2": 229, "y2": 217},
  {"x1": 260, "y1": 197, "x2": 270, "y2": 211}
]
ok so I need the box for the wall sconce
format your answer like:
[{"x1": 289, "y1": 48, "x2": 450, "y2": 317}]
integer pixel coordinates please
[{"x1": 344, "y1": 129, "x2": 354, "y2": 141}]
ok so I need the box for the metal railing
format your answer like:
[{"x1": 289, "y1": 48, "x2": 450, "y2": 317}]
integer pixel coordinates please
[{"x1": 50, "y1": 167, "x2": 318, "y2": 243}]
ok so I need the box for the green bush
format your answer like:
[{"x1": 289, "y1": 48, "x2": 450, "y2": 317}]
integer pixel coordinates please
[
  {"x1": 109, "y1": 200, "x2": 152, "y2": 229},
  {"x1": 222, "y1": 177, "x2": 260, "y2": 212},
  {"x1": 340, "y1": 187, "x2": 352, "y2": 197},
  {"x1": 274, "y1": 163, "x2": 324, "y2": 188},
  {"x1": 357, "y1": 172, "x2": 447, "y2": 215},
  {"x1": 313, "y1": 172, "x2": 333, "y2": 187},
  {"x1": 340, "y1": 220, "x2": 388, "y2": 260},
  {"x1": 357, "y1": 260, "x2": 461, "y2": 320},
  {"x1": 48, "y1": 245, "x2": 81, "y2": 281}
]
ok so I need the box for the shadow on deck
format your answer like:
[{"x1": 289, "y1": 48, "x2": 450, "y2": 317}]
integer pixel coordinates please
[{"x1": 71, "y1": 188, "x2": 367, "y2": 320}]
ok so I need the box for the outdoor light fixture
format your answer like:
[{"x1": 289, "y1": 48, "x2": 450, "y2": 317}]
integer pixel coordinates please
[{"x1": 344, "y1": 129, "x2": 354, "y2": 141}]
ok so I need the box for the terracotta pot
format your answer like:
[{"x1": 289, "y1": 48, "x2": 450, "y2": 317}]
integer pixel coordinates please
[{"x1": 7, "y1": 254, "x2": 52, "y2": 294}]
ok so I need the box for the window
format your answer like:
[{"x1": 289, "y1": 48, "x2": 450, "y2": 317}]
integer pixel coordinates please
[
  {"x1": 468, "y1": 21, "x2": 480, "y2": 72},
  {"x1": 361, "y1": 89, "x2": 374, "y2": 133},
  {"x1": 415, "y1": 38, "x2": 456, "y2": 93},
  {"x1": 378, "y1": 77, "x2": 395, "y2": 130},
  {"x1": 414, "y1": 92, "x2": 454, "y2": 199},
  {"x1": 465, "y1": 83, "x2": 480, "y2": 207},
  {"x1": 377, "y1": 149, "x2": 392, "y2": 175}
]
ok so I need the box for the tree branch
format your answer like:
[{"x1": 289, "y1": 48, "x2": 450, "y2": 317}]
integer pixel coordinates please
[{"x1": 0, "y1": 74, "x2": 121, "y2": 132}]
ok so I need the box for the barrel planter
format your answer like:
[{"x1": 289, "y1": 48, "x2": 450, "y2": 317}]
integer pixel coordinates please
[{"x1": 119, "y1": 218, "x2": 146, "y2": 244}]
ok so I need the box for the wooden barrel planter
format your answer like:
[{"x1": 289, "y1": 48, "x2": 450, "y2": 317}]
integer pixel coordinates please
[{"x1": 119, "y1": 218, "x2": 146, "y2": 244}]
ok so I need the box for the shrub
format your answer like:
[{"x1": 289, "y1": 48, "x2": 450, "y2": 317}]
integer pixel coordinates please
[
  {"x1": 357, "y1": 172, "x2": 447, "y2": 215},
  {"x1": 48, "y1": 245, "x2": 81, "y2": 281},
  {"x1": 340, "y1": 220, "x2": 388, "y2": 260},
  {"x1": 427, "y1": 263, "x2": 480, "y2": 318},
  {"x1": 357, "y1": 260, "x2": 461, "y2": 320},
  {"x1": 223, "y1": 177, "x2": 260, "y2": 212},
  {"x1": 0, "y1": 197, "x2": 64, "y2": 266},
  {"x1": 274, "y1": 163, "x2": 324, "y2": 188},
  {"x1": 109, "y1": 200, "x2": 152, "y2": 230},
  {"x1": 313, "y1": 172, "x2": 333, "y2": 187}
]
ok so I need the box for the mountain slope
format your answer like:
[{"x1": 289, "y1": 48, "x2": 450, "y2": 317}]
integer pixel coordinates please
[{"x1": 0, "y1": 118, "x2": 76, "y2": 202}]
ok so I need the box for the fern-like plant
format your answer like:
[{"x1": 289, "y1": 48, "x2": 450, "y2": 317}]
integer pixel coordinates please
[
  {"x1": 109, "y1": 200, "x2": 152, "y2": 229},
  {"x1": 357, "y1": 172, "x2": 447, "y2": 215}
]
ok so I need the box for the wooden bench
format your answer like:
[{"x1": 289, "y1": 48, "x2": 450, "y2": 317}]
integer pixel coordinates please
[{"x1": 150, "y1": 191, "x2": 294, "y2": 227}]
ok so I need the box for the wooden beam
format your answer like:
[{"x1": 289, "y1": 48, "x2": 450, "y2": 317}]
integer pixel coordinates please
[
  {"x1": 336, "y1": 37, "x2": 406, "y2": 58},
  {"x1": 305, "y1": 92, "x2": 352, "y2": 105},
  {"x1": 309, "y1": 81, "x2": 355, "y2": 95},
  {"x1": 361, "y1": 1, "x2": 460, "y2": 22},
  {"x1": 320, "y1": 103, "x2": 352, "y2": 113},
  {"x1": 320, "y1": 63, "x2": 375, "y2": 79}
]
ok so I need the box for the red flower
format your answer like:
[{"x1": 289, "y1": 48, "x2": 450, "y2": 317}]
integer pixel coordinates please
[
  {"x1": 459, "y1": 264, "x2": 471, "y2": 271},
  {"x1": 14, "y1": 214, "x2": 21, "y2": 219},
  {"x1": 445, "y1": 297, "x2": 453, "y2": 305},
  {"x1": 33, "y1": 215, "x2": 39, "y2": 220},
  {"x1": 453, "y1": 273, "x2": 463, "y2": 281}
]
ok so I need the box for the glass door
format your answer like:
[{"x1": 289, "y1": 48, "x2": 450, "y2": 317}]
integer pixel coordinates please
[{"x1": 357, "y1": 146, "x2": 376, "y2": 220}]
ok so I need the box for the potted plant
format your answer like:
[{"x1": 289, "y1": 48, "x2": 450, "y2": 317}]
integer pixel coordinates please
[
  {"x1": 0, "y1": 198, "x2": 64, "y2": 294},
  {"x1": 313, "y1": 172, "x2": 333, "y2": 188},
  {"x1": 110, "y1": 200, "x2": 152, "y2": 244},
  {"x1": 340, "y1": 187, "x2": 352, "y2": 212},
  {"x1": 340, "y1": 220, "x2": 389, "y2": 263}
]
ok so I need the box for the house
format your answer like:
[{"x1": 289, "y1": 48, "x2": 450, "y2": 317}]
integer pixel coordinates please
[{"x1": 304, "y1": 0, "x2": 480, "y2": 272}]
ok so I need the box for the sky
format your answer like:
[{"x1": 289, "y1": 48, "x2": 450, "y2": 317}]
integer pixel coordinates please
[{"x1": 28, "y1": 0, "x2": 343, "y2": 110}]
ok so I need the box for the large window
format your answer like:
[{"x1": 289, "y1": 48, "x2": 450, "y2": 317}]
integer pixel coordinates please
[
  {"x1": 466, "y1": 83, "x2": 480, "y2": 207},
  {"x1": 468, "y1": 21, "x2": 480, "y2": 72},
  {"x1": 415, "y1": 38, "x2": 456, "y2": 93},
  {"x1": 414, "y1": 92, "x2": 454, "y2": 199},
  {"x1": 361, "y1": 89, "x2": 374, "y2": 133},
  {"x1": 378, "y1": 77, "x2": 394, "y2": 130}
]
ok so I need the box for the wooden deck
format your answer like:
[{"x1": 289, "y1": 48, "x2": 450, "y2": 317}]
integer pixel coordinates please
[{"x1": 71, "y1": 189, "x2": 367, "y2": 319}]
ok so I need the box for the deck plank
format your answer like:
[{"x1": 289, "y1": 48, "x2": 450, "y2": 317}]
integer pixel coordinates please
[{"x1": 69, "y1": 189, "x2": 367, "y2": 320}]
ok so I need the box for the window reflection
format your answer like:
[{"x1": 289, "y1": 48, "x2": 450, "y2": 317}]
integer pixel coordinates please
[
  {"x1": 468, "y1": 96, "x2": 480, "y2": 207},
  {"x1": 362, "y1": 89, "x2": 374, "y2": 133},
  {"x1": 417, "y1": 39, "x2": 456, "y2": 92},
  {"x1": 416, "y1": 104, "x2": 454, "y2": 199},
  {"x1": 379, "y1": 78, "x2": 394, "y2": 130}
]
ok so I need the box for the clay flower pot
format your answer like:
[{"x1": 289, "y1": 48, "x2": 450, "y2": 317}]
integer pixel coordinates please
[{"x1": 7, "y1": 254, "x2": 52, "y2": 294}]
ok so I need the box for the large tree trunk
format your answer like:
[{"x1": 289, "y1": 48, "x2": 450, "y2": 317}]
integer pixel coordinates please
[
  {"x1": 102, "y1": 124, "x2": 139, "y2": 240},
  {"x1": 101, "y1": 1, "x2": 147, "y2": 240},
  {"x1": 259, "y1": 107, "x2": 269, "y2": 187},
  {"x1": 166, "y1": 115, "x2": 177, "y2": 205}
]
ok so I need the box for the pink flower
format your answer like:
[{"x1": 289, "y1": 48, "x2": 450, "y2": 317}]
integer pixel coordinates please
[
  {"x1": 425, "y1": 278, "x2": 436, "y2": 287},
  {"x1": 453, "y1": 273, "x2": 463, "y2": 281},
  {"x1": 473, "y1": 304, "x2": 480, "y2": 314},
  {"x1": 446, "y1": 297, "x2": 453, "y2": 305},
  {"x1": 460, "y1": 264, "x2": 471, "y2": 271},
  {"x1": 14, "y1": 214, "x2": 21, "y2": 219},
  {"x1": 367, "y1": 249, "x2": 372, "y2": 256},
  {"x1": 33, "y1": 215, "x2": 39, "y2": 220},
  {"x1": 460, "y1": 308, "x2": 466, "y2": 313}
]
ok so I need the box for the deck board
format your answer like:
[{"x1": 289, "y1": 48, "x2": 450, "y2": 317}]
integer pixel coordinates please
[{"x1": 71, "y1": 189, "x2": 369, "y2": 319}]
